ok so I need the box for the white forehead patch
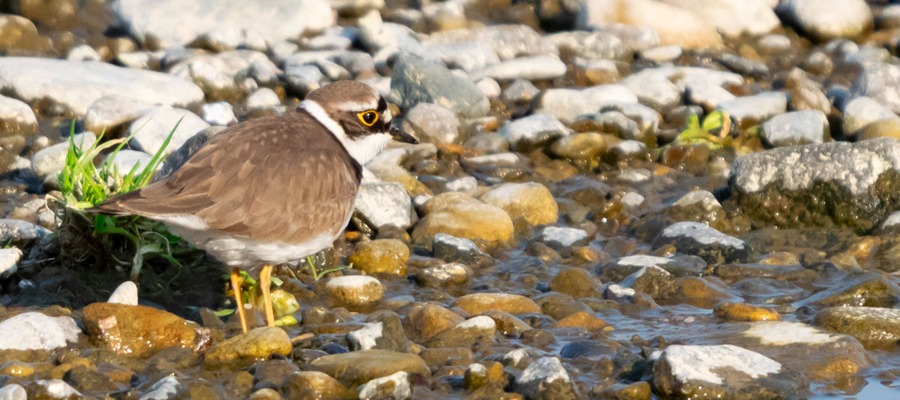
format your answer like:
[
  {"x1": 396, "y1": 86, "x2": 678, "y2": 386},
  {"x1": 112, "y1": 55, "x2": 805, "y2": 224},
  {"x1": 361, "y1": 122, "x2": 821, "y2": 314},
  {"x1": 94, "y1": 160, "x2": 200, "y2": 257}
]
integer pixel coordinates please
[{"x1": 336, "y1": 99, "x2": 379, "y2": 112}]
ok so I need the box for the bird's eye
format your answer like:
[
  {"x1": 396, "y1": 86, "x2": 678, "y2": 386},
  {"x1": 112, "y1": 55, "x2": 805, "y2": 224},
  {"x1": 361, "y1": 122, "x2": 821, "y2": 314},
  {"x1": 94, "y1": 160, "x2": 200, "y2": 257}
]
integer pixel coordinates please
[{"x1": 358, "y1": 110, "x2": 378, "y2": 126}]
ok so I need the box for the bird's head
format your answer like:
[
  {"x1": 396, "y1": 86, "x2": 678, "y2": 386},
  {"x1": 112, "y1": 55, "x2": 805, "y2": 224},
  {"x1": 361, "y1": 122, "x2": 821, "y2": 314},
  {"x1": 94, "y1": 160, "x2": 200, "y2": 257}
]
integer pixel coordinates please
[{"x1": 299, "y1": 81, "x2": 418, "y2": 165}]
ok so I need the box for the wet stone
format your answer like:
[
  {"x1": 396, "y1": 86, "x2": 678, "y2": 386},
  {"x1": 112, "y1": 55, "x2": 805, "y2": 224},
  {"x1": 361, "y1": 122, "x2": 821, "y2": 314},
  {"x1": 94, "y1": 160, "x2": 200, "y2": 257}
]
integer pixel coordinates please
[
  {"x1": 514, "y1": 357, "x2": 578, "y2": 400},
  {"x1": 204, "y1": 327, "x2": 292, "y2": 368},
  {"x1": 402, "y1": 303, "x2": 465, "y2": 343},
  {"x1": 425, "y1": 316, "x2": 496, "y2": 350},
  {"x1": 322, "y1": 276, "x2": 384, "y2": 309},
  {"x1": 348, "y1": 239, "x2": 409, "y2": 276},
  {"x1": 794, "y1": 271, "x2": 900, "y2": 308},
  {"x1": 549, "y1": 268, "x2": 602, "y2": 299},
  {"x1": 412, "y1": 202, "x2": 514, "y2": 250},
  {"x1": 28, "y1": 379, "x2": 82, "y2": 400},
  {"x1": 286, "y1": 371, "x2": 351, "y2": 400},
  {"x1": 652, "y1": 222, "x2": 750, "y2": 265},
  {"x1": 599, "y1": 254, "x2": 707, "y2": 282},
  {"x1": 81, "y1": 303, "x2": 210, "y2": 358},
  {"x1": 814, "y1": 306, "x2": 900, "y2": 350},
  {"x1": 714, "y1": 302, "x2": 781, "y2": 322},
  {"x1": 479, "y1": 182, "x2": 558, "y2": 227},
  {"x1": 309, "y1": 350, "x2": 430, "y2": 386},
  {"x1": 432, "y1": 233, "x2": 489, "y2": 265},
  {"x1": 347, "y1": 311, "x2": 409, "y2": 352},
  {"x1": 651, "y1": 344, "x2": 807, "y2": 400},
  {"x1": 416, "y1": 263, "x2": 472, "y2": 288},
  {"x1": 453, "y1": 293, "x2": 540, "y2": 315},
  {"x1": 358, "y1": 371, "x2": 410, "y2": 400}
]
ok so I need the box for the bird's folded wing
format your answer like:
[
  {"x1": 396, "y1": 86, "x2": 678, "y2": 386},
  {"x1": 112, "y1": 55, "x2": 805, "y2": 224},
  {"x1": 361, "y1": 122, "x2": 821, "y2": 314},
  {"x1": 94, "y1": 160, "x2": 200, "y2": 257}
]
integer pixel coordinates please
[{"x1": 94, "y1": 127, "x2": 360, "y2": 245}]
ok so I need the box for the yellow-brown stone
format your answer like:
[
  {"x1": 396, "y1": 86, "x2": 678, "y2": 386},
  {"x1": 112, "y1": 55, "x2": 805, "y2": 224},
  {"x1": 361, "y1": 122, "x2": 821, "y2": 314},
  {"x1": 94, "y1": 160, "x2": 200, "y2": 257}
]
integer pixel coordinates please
[
  {"x1": 453, "y1": 293, "x2": 540, "y2": 315},
  {"x1": 348, "y1": 239, "x2": 409, "y2": 276},
  {"x1": 204, "y1": 327, "x2": 292, "y2": 368},
  {"x1": 82, "y1": 302, "x2": 208, "y2": 358},
  {"x1": 550, "y1": 311, "x2": 608, "y2": 331},
  {"x1": 713, "y1": 302, "x2": 781, "y2": 322}
]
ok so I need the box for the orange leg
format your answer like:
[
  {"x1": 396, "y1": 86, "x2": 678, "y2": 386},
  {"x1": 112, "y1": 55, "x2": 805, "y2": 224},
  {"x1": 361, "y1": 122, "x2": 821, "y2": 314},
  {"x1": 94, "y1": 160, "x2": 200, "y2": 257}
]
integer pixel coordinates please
[
  {"x1": 230, "y1": 268, "x2": 248, "y2": 333},
  {"x1": 260, "y1": 264, "x2": 275, "y2": 327}
]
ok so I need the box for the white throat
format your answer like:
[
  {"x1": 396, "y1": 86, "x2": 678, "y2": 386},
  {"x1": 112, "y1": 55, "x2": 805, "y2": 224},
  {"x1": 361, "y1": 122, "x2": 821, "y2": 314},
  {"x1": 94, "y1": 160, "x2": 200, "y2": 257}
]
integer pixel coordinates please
[{"x1": 300, "y1": 99, "x2": 393, "y2": 165}]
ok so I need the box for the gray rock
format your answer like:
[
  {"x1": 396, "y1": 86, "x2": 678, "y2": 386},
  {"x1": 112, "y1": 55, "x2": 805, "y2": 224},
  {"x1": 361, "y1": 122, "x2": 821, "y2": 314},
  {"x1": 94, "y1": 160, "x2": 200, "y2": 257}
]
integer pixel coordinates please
[
  {"x1": 32, "y1": 132, "x2": 97, "y2": 176},
  {"x1": 599, "y1": 102, "x2": 660, "y2": 137},
  {"x1": 533, "y1": 84, "x2": 637, "y2": 124},
  {"x1": 717, "y1": 92, "x2": 788, "y2": 128},
  {"x1": 757, "y1": 34, "x2": 792, "y2": 54},
  {"x1": 465, "y1": 132, "x2": 509, "y2": 153},
  {"x1": 537, "y1": 227, "x2": 589, "y2": 250},
  {"x1": 355, "y1": 182, "x2": 416, "y2": 230},
  {"x1": 108, "y1": 281, "x2": 139, "y2": 305},
  {"x1": 444, "y1": 176, "x2": 477, "y2": 192},
  {"x1": 547, "y1": 31, "x2": 628, "y2": 61},
  {"x1": 0, "y1": 95, "x2": 37, "y2": 135},
  {"x1": 515, "y1": 357, "x2": 578, "y2": 400},
  {"x1": 104, "y1": 150, "x2": 154, "y2": 175},
  {"x1": 112, "y1": 0, "x2": 334, "y2": 48},
  {"x1": 841, "y1": 46, "x2": 890, "y2": 71},
  {"x1": 0, "y1": 247, "x2": 21, "y2": 279},
  {"x1": 347, "y1": 312, "x2": 409, "y2": 352},
  {"x1": 433, "y1": 233, "x2": 486, "y2": 263},
  {"x1": 652, "y1": 221, "x2": 750, "y2": 264},
  {"x1": 422, "y1": 25, "x2": 558, "y2": 61},
  {"x1": 0, "y1": 312, "x2": 80, "y2": 351},
  {"x1": 0, "y1": 384, "x2": 26, "y2": 400},
  {"x1": 814, "y1": 306, "x2": 900, "y2": 349},
  {"x1": 0, "y1": 58, "x2": 203, "y2": 116},
  {"x1": 499, "y1": 114, "x2": 569, "y2": 151},
  {"x1": 777, "y1": 0, "x2": 872, "y2": 41},
  {"x1": 426, "y1": 42, "x2": 500, "y2": 72},
  {"x1": 284, "y1": 64, "x2": 325, "y2": 94},
  {"x1": 417, "y1": 263, "x2": 472, "y2": 287},
  {"x1": 656, "y1": 66, "x2": 743, "y2": 91},
  {"x1": 83, "y1": 95, "x2": 155, "y2": 135},
  {"x1": 574, "y1": 111, "x2": 641, "y2": 141},
  {"x1": 685, "y1": 81, "x2": 736, "y2": 112},
  {"x1": 851, "y1": 63, "x2": 900, "y2": 115},
  {"x1": 139, "y1": 374, "x2": 180, "y2": 400},
  {"x1": 282, "y1": 50, "x2": 375, "y2": 77},
  {"x1": 471, "y1": 56, "x2": 566, "y2": 81},
  {"x1": 716, "y1": 53, "x2": 769, "y2": 79},
  {"x1": 574, "y1": 58, "x2": 619, "y2": 85},
  {"x1": 652, "y1": 345, "x2": 805, "y2": 399},
  {"x1": 390, "y1": 55, "x2": 489, "y2": 118},
  {"x1": 153, "y1": 127, "x2": 225, "y2": 182},
  {"x1": 761, "y1": 110, "x2": 828, "y2": 147},
  {"x1": 128, "y1": 106, "x2": 210, "y2": 155},
  {"x1": 200, "y1": 102, "x2": 237, "y2": 126},
  {"x1": 620, "y1": 69, "x2": 681, "y2": 110},
  {"x1": 501, "y1": 80, "x2": 540, "y2": 105},
  {"x1": 400, "y1": 103, "x2": 459, "y2": 145},
  {"x1": 730, "y1": 138, "x2": 900, "y2": 232},
  {"x1": 245, "y1": 88, "x2": 281, "y2": 110}
]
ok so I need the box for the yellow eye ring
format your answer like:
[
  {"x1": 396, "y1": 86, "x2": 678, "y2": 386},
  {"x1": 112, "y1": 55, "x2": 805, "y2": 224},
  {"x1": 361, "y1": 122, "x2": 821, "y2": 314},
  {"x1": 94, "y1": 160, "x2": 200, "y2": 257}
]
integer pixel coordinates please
[{"x1": 358, "y1": 110, "x2": 378, "y2": 126}]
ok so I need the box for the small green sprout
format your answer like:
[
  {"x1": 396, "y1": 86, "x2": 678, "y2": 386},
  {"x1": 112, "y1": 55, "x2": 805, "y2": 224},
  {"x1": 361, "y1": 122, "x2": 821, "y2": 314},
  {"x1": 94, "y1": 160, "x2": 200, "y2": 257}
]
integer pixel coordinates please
[{"x1": 671, "y1": 110, "x2": 732, "y2": 150}]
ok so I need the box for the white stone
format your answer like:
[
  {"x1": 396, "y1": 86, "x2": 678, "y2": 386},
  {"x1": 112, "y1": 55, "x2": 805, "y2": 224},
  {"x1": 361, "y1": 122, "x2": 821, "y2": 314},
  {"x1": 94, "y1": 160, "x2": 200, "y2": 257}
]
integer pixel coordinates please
[
  {"x1": 67, "y1": 44, "x2": 102, "y2": 61},
  {"x1": 621, "y1": 192, "x2": 645, "y2": 209},
  {"x1": 0, "y1": 95, "x2": 36, "y2": 131},
  {"x1": 614, "y1": 140, "x2": 647, "y2": 155},
  {"x1": 672, "y1": 190, "x2": 721, "y2": 209},
  {"x1": 777, "y1": 0, "x2": 872, "y2": 40},
  {"x1": 655, "y1": 66, "x2": 743, "y2": 91},
  {"x1": 472, "y1": 56, "x2": 567, "y2": 81},
  {"x1": 0, "y1": 384, "x2": 26, "y2": 400},
  {"x1": 504, "y1": 348, "x2": 530, "y2": 365},
  {"x1": 653, "y1": 344, "x2": 782, "y2": 385},
  {"x1": 128, "y1": 106, "x2": 210, "y2": 155},
  {"x1": 326, "y1": 275, "x2": 381, "y2": 290},
  {"x1": 519, "y1": 357, "x2": 570, "y2": 385},
  {"x1": 458, "y1": 315, "x2": 496, "y2": 330},
  {"x1": 743, "y1": 321, "x2": 841, "y2": 345},
  {"x1": 476, "y1": 77, "x2": 501, "y2": 99},
  {"x1": 108, "y1": 281, "x2": 139, "y2": 305},
  {"x1": 534, "y1": 84, "x2": 638, "y2": 124},
  {"x1": 358, "y1": 371, "x2": 410, "y2": 400},
  {"x1": 434, "y1": 233, "x2": 482, "y2": 253},
  {"x1": 245, "y1": 88, "x2": 281, "y2": 110},
  {"x1": 618, "y1": 169, "x2": 651, "y2": 183},
  {"x1": 882, "y1": 211, "x2": 900, "y2": 229},
  {"x1": 355, "y1": 182, "x2": 415, "y2": 229},
  {"x1": 539, "y1": 227, "x2": 588, "y2": 247},
  {"x1": 83, "y1": 95, "x2": 155, "y2": 134},
  {"x1": 139, "y1": 374, "x2": 181, "y2": 400},
  {"x1": 348, "y1": 322, "x2": 384, "y2": 351},
  {"x1": 33, "y1": 380, "x2": 82, "y2": 399},
  {"x1": 462, "y1": 152, "x2": 520, "y2": 167},
  {"x1": 0, "y1": 58, "x2": 204, "y2": 116},
  {"x1": 842, "y1": 96, "x2": 897, "y2": 136},
  {"x1": 31, "y1": 132, "x2": 97, "y2": 176},
  {"x1": 0, "y1": 313, "x2": 79, "y2": 351},
  {"x1": 0, "y1": 248, "x2": 22, "y2": 279},
  {"x1": 660, "y1": 222, "x2": 746, "y2": 249},
  {"x1": 616, "y1": 255, "x2": 672, "y2": 267},
  {"x1": 112, "y1": 0, "x2": 335, "y2": 48},
  {"x1": 445, "y1": 177, "x2": 477, "y2": 192},
  {"x1": 200, "y1": 102, "x2": 237, "y2": 127}
]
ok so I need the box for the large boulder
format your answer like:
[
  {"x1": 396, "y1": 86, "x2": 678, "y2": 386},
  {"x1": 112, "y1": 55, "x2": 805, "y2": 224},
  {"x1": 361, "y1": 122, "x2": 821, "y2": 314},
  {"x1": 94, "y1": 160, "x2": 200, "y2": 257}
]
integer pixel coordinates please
[{"x1": 730, "y1": 138, "x2": 900, "y2": 232}]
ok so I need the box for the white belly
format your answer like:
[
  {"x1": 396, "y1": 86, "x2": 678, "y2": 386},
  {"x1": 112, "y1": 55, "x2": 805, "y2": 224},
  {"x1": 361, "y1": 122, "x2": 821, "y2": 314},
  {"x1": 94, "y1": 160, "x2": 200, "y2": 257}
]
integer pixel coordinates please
[{"x1": 165, "y1": 224, "x2": 341, "y2": 267}]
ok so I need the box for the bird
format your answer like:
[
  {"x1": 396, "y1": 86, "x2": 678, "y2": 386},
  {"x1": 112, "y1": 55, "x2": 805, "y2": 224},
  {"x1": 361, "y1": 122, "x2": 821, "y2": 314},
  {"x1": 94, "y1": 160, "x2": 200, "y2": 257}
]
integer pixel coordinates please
[{"x1": 90, "y1": 81, "x2": 418, "y2": 332}]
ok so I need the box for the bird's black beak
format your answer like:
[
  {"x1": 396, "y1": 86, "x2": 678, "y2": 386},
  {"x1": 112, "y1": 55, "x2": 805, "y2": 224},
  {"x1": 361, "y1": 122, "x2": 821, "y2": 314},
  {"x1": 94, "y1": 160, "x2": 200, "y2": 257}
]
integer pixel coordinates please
[{"x1": 390, "y1": 124, "x2": 418, "y2": 144}]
